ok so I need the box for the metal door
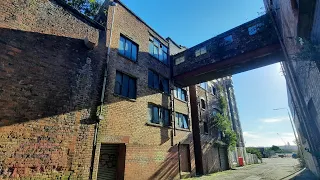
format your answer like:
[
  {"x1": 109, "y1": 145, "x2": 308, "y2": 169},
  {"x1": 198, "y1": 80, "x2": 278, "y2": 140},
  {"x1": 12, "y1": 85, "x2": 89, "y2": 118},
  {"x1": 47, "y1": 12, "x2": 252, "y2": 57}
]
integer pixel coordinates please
[{"x1": 97, "y1": 144, "x2": 119, "y2": 180}]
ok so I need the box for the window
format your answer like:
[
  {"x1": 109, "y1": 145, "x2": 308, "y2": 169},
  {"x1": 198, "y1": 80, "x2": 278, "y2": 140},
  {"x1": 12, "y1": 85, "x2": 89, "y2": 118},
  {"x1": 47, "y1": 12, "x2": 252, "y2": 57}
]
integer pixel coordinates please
[
  {"x1": 118, "y1": 35, "x2": 138, "y2": 61},
  {"x1": 200, "y1": 99, "x2": 206, "y2": 109},
  {"x1": 248, "y1": 23, "x2": 265, "y2": 35},
  {"x1": 219, "y1": 35, "x2": 233, "y2": 46},
  {"x1": 195, "y1": 46, "x2": 207, "y2": 57},
  {"x1": 212, "y1": 109, "x2": 219, "y2": 117},
  {"x1": 149, "y1": 37, "x2": 168, "y2": 65},
  {"x1": 174, "y1": 87, "x2": 187, "y2": 101},
  {"x1": 175, "y1": 56, "x2": 185, "y2": 65},
  {"x1": 212, "y1": 86, "x2": 217, "y2": 95},
  {"x1": 148, "y1": 70, "x2": 169, "y2": 94},
  {"x1": 175, "y1": 113, "x2": 189, "y2": 129},
  {"x1": 148, "y1": 104, "x2": 170, "y2": 126},
  {"x1": 200, "y1": 82, "x2": 208, "y2": 90},
  {"x1": 114, "y1": 71, "x2": 136, "y2": 99},
  {"x1": 204, "y1": 121, "x2": 208, "y2": 134}
]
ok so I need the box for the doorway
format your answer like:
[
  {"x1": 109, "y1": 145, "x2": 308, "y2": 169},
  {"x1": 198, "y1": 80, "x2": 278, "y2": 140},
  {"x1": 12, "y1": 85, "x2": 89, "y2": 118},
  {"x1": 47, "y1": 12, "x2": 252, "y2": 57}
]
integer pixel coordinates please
[
  {"x1": 180, "y1": 144, "x2": 191, "y2": 172},
  {"x1": 97, "y1": 144, "x2": 126, "y2": 180}
]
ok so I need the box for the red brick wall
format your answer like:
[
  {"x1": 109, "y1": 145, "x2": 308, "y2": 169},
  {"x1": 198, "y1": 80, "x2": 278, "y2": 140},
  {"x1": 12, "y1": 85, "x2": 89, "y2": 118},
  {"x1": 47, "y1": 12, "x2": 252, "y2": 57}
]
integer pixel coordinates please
[
  {"x1": 91, "y1": 1, "x2": 196, "y2": 179},
  {"x1": 0, "y1": 0, "x2": 105, "y2": 178}
]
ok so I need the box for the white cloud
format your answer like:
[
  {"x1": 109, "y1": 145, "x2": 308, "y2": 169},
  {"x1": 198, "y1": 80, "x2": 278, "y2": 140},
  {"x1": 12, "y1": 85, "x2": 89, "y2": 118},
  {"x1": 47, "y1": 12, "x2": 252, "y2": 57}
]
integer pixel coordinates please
[
  {"x1": 243, "y1": 131, "x2": 260, "y2": 139},
  {"x1": 260, "y1": 117, "x2": 289, "y2": 123},
  {"x1": 243, "y1": 131, "x2": 295, "y2": 147}
]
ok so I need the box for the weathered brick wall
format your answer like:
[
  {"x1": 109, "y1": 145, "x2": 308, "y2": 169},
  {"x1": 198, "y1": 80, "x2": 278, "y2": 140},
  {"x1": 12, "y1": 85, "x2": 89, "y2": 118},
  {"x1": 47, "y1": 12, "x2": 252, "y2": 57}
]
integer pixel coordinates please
[
  {"x1": 91, "y1": 2, "x2": 196, "y2": 179},
  {"x1": 195, "y1": 83, "x2": 224, "y2": 174},
  {"x1": 172, "y1": 14, "x2": 279, "y2": 77},
  {"x1": 0, "y1": 0, "x2": 105, "y2": 179},
  {"x1": 267, "y1": 0, "x2": 320, "y2": 177}
]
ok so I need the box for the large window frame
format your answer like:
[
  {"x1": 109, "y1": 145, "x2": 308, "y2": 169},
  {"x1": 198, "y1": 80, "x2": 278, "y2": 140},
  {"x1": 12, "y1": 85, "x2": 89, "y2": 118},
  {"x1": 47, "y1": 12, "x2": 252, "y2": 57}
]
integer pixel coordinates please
[
  {"x1": 175, "y1": 112, "x2": 189, "y2": 129},
  {"x1": 149, "y1": 36, "x2": 169, "y2": 65},
  {"x1": 148, "y1": 70, "x2": 169, "y2": 94},
  {"x1": 118, "y1": 34, "x2": 138, "y2": 62},
  {"x1": 114, "y1": 71, "x2": 137, "y2": 99},
  {"x1": 174, "y1": 87, "x2": 187, "y2": 101},
  {"x1": 200, "y1": 82, "x2": 208, "y2": 90},
  {"x1": 148, "y1": 103, "x2": 171, "y2": 127}
]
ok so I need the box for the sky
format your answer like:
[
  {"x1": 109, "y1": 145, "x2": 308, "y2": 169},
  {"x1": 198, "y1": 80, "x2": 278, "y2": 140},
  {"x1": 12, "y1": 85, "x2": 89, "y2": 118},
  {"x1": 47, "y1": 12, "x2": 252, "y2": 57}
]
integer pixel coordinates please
[{"x1": 120, "y1": 0, "x2": 295, "y2": 147}]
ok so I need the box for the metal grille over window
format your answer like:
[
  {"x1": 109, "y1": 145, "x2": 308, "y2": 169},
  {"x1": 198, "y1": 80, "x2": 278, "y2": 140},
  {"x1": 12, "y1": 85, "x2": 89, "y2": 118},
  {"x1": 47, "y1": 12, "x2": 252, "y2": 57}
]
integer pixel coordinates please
[
  {"x1": 148, "y1": 104, "x2": 170, "y2": 126},
  {"x1": 114, "y1": 71, "x2": 136, "y2": 99},
  {"x1": 149, "y1": 37, "x2": 168, "y2": 65},
  {"x1": 118, "y1": 35, "x2": 138, "y2": 61}
]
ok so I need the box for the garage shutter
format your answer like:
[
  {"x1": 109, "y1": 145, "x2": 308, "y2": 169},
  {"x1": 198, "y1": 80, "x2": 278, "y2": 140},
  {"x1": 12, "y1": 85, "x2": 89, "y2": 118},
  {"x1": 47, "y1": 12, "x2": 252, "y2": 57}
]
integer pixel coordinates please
[{"x1": 97, "y1": 144, "x2": 119, "y2": 180}]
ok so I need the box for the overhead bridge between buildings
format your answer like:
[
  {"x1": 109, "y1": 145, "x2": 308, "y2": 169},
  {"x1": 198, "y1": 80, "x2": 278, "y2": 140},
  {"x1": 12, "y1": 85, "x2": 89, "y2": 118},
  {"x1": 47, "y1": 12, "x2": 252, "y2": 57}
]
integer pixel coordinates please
[{"x1": 172, "y1": 14, "x2": 284, "y2": 87}]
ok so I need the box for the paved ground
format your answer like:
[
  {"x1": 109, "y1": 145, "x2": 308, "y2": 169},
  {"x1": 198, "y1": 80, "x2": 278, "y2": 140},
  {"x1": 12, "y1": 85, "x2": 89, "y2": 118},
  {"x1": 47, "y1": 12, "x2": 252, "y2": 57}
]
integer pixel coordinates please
[{"x1": 188, "y1": 158, "x2": 318, "y2": 180}]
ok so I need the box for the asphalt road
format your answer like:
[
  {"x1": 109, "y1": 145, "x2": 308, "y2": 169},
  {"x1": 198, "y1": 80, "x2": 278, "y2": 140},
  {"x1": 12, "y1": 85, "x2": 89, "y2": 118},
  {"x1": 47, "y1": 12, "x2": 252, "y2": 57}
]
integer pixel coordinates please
[{"x1": 189, "y1": 158, "x2": 318, "y2": 180}]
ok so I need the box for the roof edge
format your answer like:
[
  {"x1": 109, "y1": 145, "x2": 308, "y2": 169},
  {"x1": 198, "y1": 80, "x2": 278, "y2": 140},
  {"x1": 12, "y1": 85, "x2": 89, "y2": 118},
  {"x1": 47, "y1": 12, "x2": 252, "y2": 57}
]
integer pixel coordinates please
[
  {"x1": 115, "y1": 0, "x2": 168, "y2": 43},
  {"x1": 54, "y1": 0, "x2": 105, "y2": 30}
]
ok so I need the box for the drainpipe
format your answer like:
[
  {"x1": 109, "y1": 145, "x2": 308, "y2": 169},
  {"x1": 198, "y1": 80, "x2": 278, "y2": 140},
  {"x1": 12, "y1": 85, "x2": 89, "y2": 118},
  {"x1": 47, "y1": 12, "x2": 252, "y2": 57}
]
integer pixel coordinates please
[{"x1": 89, "y1": 2, "x2": 117, "y2": 179}]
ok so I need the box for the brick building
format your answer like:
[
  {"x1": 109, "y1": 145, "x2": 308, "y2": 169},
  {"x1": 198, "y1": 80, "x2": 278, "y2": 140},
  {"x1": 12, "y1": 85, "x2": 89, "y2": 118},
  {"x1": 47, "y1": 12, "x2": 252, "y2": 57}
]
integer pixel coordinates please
[
  {"x1": 0, "y1": 0, "x2": 247, "y2": 179},
  {"x1": 263, "y1": 0, "x2": 320, "y2": 177},
  {"x1": 92, "y1": 1, "x2": 196, "y2": 179},
  {"x1": 0, "y1": 0, "x2": 107, "y2": 178}
]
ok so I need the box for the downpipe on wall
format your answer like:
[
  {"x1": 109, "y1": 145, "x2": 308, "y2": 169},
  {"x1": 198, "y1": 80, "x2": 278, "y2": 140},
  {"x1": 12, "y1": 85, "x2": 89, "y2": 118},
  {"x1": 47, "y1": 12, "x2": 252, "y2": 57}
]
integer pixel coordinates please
[{"x1": 89, "y1": 2, "x2": 117, "y2": 179}]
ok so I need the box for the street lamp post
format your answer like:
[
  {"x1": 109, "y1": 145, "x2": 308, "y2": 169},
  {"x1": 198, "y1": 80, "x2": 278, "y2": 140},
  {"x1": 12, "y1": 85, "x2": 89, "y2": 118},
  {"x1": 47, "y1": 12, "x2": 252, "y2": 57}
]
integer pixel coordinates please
[{"x1": 273, "y1": 108, "x2": 303, "y2": 158}]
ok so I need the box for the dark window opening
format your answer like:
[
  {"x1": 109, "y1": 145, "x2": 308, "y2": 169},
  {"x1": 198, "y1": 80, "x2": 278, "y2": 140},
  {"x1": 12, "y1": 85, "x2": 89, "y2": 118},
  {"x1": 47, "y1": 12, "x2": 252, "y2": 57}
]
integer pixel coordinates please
[
  {"x1": 201, "y1": 99, "x2": 206, "y2": 109},
  {"x1": 212, "y1": 86, "x2": 217, "y2": 95},
  {"x1": 118, "y1": 35, "x2": 138, "y2": 61},
  {"x1": 204, "y1": 121, "x2": 208, "y2": 134},
  {"x1": 148, "y1": 70, "x2": 169, "y2": 94},
  {"x1": 148, "y1": 104, "x2": 170, "y2": 126},
  {"x1": 114, "y1": 71, "x2": 136, "y2": 99},
  {"x1": 175, "y1": 113, "x2": 189, "y2": 129}
]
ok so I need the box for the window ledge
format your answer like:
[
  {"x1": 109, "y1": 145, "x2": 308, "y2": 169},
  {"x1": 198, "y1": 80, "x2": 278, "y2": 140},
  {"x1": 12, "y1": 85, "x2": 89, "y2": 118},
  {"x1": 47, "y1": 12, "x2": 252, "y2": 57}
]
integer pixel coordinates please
[
  {"x1": 174, "y1": 97, "x2": 188, "y2": 103},
  {"x1": 175, "y1": 127, "x2": 191, "y2": 132},
  {"x1": 113, "y1": 93, "x2": 136, "y2": 102},
  {"x1": 148, "y1": 54, "x2": 169, "y2": 67},
  {"x1": 148, "y1": 87, "x2": 171, "y2": 96},
  {"x1": 145, "y1": 122, "x2": 171, "y2": 128},
  {"x1": 117, "y1": 52, "x2": 138, "y2": 63}
]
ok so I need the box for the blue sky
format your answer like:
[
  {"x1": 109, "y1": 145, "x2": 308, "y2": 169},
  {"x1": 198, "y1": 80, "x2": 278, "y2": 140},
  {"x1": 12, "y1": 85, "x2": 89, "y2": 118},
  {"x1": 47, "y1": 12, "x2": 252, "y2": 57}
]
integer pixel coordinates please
[{"x1": 121, "y1": 0, "x2": 295, "y2": 147}]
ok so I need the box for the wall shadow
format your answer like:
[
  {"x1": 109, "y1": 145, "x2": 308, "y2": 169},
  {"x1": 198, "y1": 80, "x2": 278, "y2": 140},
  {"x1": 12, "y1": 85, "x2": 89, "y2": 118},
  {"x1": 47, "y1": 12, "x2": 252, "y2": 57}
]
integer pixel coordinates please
[{"x1": 0, "y1": 27, "x2": 106, "y2": 126}]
